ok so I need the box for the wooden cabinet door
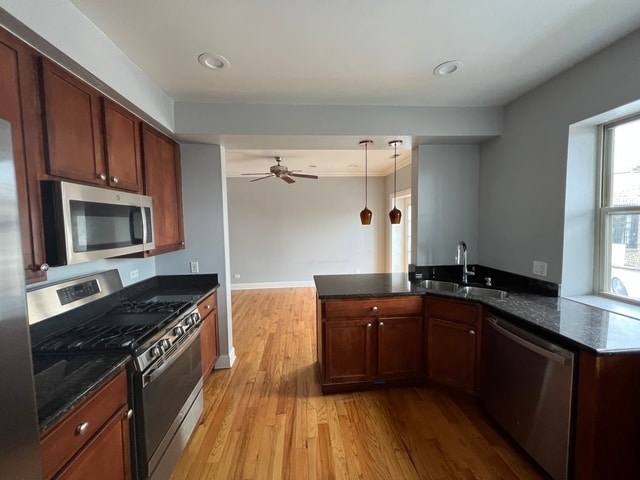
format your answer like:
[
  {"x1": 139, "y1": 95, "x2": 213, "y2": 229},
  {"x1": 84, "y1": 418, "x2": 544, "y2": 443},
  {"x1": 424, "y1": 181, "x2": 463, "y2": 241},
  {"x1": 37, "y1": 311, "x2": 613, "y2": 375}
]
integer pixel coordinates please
[
  {"x1": 377, "y1": 316, "x2": 423, "y2": 380},
  {"x1": 40, "y1": 58, "x2": 105, "y2": 185},
  {"x1": 141, "y1": 123, "x2": 185, "y2": 255},
  {"x1": 55, "y1": 405, "x2": 131, "y2": 480},
  {"x1": 324, "y1": 319, "x2": 374, "y2": 384},
  {"x1": 427, "y1": 317, "x2": 479, "y2": 394},
  {"x1": 102, "y1": 98, "x2": 143, "y2": 192},
  {"x1": 0, "y1": 28, "x2": 47, "y2": 283}
]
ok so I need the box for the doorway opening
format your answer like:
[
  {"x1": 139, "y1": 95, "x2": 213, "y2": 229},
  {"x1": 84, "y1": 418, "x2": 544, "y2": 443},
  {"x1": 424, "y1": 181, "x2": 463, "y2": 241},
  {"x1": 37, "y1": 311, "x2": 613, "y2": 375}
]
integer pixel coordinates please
[{"x1": 389, "y1": 189, "x2": 411, "y2": 272}]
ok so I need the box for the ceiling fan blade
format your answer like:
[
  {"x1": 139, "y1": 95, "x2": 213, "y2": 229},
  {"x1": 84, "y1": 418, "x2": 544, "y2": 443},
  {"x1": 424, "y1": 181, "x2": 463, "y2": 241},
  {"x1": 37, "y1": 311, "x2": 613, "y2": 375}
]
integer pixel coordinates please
[
  {"x1": 290, "y1": 173, "x2": 318, "y2": 179},
  {"x1": 242, "y1": 172, "x2": 271, "y2": 176},
  {"x1": 250, "y1": 175, "x2": 274, "y2": 182},
  {"x1": 282, "y1": 175, "x2": 296, "y2": 184}
]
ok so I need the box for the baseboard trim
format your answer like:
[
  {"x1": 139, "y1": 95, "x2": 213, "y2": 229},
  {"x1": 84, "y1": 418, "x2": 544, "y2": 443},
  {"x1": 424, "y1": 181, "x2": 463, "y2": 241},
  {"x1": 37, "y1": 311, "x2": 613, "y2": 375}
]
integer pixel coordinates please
[
  {"x1": 215, "y1": 347, "x2": 236, "y2": 369},
  {"x1": 230, "y1": 281, "x2": 315, "y2": 290}
]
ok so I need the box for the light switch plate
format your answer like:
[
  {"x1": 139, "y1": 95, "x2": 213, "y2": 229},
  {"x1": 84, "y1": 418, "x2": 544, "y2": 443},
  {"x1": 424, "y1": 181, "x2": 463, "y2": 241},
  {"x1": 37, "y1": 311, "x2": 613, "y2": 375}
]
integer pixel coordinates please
[
  {"x1": 190, "y1": 261, "x2": 199, "y2": 273},
  {"x1": 533, "y1": 260, "x2": 547, "y2": 277}
]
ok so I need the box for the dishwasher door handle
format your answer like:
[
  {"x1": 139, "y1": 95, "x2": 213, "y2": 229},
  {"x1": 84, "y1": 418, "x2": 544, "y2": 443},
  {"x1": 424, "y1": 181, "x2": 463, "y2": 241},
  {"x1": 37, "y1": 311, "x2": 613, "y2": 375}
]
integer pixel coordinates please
[{"x1": 487, "y1": 317, "x2": 571, "y2": 365}]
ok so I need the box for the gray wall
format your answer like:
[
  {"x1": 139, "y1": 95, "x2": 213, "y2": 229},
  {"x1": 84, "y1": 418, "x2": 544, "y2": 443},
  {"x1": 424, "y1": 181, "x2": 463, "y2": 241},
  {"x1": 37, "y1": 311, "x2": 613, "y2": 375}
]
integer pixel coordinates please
[
  {"x1": 227, "y1": 176, "x2": 386, "y2": 285},
  {"x1": 479, "y1": 28, "x2": 640, "y2": 285},
  {"x1": 155, "y1": 144, "x2": 235, "y2": 368},
  {"x1": 412, "y1": 145, "x2": 480, "y2": 266}
]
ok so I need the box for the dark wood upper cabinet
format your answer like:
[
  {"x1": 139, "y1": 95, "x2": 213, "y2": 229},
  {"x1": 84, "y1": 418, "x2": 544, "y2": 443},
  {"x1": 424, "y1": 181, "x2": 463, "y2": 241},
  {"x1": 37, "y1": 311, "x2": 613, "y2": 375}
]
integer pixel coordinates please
[
  {"x1": 102, "y1": 98, "x2": 143, "y2": 192},
  {"x1": 141, "y1": 123, "x2": 185, "y2": 255},
  {"x1": 0, "y1": 28, "x2": 48, "y2": 283},
  {"x1": 39, "y1": 58, "x2": 105, "y2": 186}
]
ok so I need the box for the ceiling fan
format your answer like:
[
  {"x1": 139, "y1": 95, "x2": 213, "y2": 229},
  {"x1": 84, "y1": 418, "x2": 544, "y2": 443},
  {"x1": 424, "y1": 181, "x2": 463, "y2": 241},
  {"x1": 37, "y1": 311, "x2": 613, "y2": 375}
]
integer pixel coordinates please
[{"x1": 241, "y1": 156, "x2": 318, "y2": 184}]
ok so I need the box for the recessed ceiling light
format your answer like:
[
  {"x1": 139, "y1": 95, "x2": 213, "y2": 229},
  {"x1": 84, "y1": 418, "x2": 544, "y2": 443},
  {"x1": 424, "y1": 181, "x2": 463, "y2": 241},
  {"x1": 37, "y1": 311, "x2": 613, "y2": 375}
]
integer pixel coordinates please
[
  {"x1": 433, "y1": 60, "x2": 463, "y2": 76},
  {"x1": 198, "y1": 52, "x2": 230, "y2": 70},
  {"x1": 308, "y1": 164, "x2": 318, "y2": 168},
  {"x1": 349, "y1": 164, "x2": 358, "y2": 168}
]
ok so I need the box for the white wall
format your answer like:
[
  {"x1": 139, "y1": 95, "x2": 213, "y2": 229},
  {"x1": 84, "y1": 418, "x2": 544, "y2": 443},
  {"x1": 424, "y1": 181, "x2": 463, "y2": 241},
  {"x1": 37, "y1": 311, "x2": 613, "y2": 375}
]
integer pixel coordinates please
[
  {"x1": 412, "y1": 145, "x2": 480, "y2": 266},
  {"x1": 479, "y1": 28, "x2": 640, "y2": 285},
  {"x1": 227, "y1": 176, "x2": 386, "y2": 286},
  {"x1": 155, "y1": 144, "x2": 235, "y2": 368}
]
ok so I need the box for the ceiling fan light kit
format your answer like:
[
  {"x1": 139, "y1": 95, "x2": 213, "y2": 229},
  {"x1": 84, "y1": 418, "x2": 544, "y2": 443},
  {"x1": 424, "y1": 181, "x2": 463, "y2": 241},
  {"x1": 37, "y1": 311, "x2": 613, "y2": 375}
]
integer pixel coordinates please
[
  {"x1": 359, "y1": 140, "x2": 374, "y2": 225},
  {"x1": 241, "y1": 156, "x2": 318, "y2": 184},
  {"x1": 388, "y1": 139, "x2": 403, "y2": 225}
]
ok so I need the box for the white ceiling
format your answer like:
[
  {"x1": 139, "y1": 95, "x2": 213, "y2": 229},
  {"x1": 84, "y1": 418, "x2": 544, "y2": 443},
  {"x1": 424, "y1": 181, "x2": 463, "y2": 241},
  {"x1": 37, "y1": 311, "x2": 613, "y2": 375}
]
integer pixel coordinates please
[{"x1": 68, "y1": 0, "x2": 640, "y2": 175}]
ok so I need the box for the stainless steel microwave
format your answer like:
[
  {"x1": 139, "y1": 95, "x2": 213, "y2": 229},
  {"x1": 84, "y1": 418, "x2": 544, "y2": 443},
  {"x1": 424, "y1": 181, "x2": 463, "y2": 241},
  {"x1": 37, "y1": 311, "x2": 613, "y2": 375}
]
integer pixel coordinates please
[{"x1": 41, "y1": 180, "x2": 155, "y2": 266}]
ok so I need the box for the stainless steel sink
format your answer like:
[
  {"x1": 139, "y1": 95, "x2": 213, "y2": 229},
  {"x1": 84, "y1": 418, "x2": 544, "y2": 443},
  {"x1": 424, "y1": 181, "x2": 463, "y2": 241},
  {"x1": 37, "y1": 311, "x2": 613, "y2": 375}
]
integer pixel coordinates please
[
  {"x1": 458, "y1": 285, "x2": 509, "y2": 299},
  {"x1": 420, "y1": 280, "x2": 460, "y2": 292}
]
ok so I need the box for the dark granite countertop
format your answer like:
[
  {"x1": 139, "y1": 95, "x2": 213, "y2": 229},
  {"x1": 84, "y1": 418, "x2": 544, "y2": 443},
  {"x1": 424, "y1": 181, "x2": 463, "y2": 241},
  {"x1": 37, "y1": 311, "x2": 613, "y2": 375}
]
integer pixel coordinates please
[
  {"x1": 314, "y1": 273, "x2": 640, "y2": 354},
  {"x1": 33, "y1": 353, "x2": 130, "y2": 434}
]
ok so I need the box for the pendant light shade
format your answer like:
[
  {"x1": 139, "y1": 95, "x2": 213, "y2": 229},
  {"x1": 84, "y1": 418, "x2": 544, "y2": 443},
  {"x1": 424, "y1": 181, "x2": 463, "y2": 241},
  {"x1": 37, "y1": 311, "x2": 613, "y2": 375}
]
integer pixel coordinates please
[
  {"x1": 359, "y1": 140, "x2": 373, "y2": 225},
  {"x1": 388, "y1": 139, "x2": 403, "y2": 224}
]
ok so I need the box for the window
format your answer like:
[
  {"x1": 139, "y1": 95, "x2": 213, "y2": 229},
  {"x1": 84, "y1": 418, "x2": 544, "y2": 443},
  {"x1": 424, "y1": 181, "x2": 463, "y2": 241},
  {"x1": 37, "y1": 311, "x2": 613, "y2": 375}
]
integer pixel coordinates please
[{"x1": 599, "y1": 115, "x2": 640, "y2": 302}]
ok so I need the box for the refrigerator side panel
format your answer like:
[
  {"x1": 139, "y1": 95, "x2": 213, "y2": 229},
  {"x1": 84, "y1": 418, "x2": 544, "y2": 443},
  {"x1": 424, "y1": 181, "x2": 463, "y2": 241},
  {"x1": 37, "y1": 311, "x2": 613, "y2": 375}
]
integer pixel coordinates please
[{"x1": 0, "y1": 118, "x2": 43, "y2": 478}]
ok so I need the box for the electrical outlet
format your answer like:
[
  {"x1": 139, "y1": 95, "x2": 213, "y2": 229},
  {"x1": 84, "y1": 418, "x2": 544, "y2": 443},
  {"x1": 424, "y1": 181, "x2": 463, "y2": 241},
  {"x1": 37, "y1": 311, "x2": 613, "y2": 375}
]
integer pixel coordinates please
[
  {"x1": 233, "y1": 274, "x2": 241, "y2": 279},
  {"x1": 130, "y1": 269, "x2": 139, "y2": 279},
  {"x1": 533, "y1": 260, "x2": 547, "y2": 277},
  {"x1": 190, "y1": 261, "x2": 199, "y2": 273}
]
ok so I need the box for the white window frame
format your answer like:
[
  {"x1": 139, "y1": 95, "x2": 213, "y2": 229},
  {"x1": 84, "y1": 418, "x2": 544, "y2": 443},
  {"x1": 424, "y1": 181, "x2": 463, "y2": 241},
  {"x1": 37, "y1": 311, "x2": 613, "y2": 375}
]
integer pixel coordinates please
[{"x1": 597, "y1": 113, "x2": 640, "y2": 305}]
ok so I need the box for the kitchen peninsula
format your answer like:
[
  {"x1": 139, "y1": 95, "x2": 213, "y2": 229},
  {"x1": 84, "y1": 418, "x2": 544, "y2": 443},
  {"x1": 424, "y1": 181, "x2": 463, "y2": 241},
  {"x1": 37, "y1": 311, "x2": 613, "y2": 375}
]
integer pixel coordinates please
[{"x1": 314, "y1": 272, "x2": 640, "y2": 480}]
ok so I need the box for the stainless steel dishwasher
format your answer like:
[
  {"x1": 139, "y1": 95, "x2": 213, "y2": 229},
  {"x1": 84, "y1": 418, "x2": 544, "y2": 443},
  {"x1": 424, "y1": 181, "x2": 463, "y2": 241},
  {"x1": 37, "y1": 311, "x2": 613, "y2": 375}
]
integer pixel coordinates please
[{"x1": 483, "y1": 314, "x2": 575, "y2": 480}]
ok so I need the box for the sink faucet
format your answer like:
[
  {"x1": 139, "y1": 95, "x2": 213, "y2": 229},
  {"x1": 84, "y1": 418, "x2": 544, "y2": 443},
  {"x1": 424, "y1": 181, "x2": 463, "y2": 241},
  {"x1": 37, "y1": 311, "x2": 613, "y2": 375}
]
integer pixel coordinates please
[{"x1": 456, "y1": 241, "x2": 475, "y2": 284}]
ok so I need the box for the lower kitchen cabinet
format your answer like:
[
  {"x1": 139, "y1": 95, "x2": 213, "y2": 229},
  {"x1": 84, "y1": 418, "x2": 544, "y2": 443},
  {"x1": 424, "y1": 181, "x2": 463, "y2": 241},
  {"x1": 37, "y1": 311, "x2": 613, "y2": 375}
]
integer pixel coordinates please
[
  {"x1": 317, "y1": 295, "x2": 424, "y2": 392},
  {"x1": 198, "y1": 290, "x2": 219, "y2": 378},
  {"x1": 40, "y1": 369, "x2": 131, "y2": 480},
  {"x1": 425, "y1": 296, "x2": 482, "y2": 394}
]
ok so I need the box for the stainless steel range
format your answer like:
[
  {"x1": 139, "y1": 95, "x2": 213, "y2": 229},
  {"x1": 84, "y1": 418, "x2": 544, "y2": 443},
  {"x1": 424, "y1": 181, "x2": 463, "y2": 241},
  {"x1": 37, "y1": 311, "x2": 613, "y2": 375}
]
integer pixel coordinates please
[{"x1": 28, "y1": 270, "x2": 204, "y2": 480}]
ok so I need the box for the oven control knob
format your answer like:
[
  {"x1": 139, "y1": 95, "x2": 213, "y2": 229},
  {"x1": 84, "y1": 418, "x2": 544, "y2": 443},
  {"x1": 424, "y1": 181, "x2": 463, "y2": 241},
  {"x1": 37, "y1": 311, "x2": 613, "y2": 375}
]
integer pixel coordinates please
[
  {"x1": 151, "y1": 346, "x2": 163, "y2": 358},
  {"x1": 161, "y1": 338, "x2": 172, "y2": 350},
  {"x1": 191, "y1": 312, "x2": 200, "y2": 324},
  {"x1": 185, "y1": 315, "x2": 195, "y2": 327},
  {"x1": 173, "y1": 326, "x2": 185, "y2": 336}
]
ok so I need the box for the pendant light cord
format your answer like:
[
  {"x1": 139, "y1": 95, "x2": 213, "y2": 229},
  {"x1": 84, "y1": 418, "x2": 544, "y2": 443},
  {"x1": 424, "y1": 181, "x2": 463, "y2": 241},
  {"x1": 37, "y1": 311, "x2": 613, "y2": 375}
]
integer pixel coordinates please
[
  {"x1": 365, "y1": 142, "x2": 368, "y2": 207},
  {"x1": 393, "y1": 142, "x2": 397, "y2": 208}
]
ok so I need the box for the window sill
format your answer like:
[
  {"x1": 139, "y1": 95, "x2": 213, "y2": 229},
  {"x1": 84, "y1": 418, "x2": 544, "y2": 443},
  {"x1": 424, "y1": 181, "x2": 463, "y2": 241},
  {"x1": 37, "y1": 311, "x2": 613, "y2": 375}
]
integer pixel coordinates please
[{"x1": 566, "y1": 294, "x2": 640, "y2": 321}]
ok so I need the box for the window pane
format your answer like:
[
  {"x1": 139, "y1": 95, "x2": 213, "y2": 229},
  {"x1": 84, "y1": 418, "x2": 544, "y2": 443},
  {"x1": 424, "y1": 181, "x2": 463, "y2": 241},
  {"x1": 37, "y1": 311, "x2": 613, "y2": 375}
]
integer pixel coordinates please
[
  {"x1": 607, "y1": 213, "x2": 640, "y2": 299},
  {"x1": 610, "y1": 118, "x2": 640, "y2": 207}
]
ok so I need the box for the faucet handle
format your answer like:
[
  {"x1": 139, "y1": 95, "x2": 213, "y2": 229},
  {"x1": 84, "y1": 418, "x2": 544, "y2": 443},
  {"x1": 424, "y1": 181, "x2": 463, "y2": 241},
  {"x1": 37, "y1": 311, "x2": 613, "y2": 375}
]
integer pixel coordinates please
[{"x1": 485, "y1": 277, "x2": 492, "y2": 286}]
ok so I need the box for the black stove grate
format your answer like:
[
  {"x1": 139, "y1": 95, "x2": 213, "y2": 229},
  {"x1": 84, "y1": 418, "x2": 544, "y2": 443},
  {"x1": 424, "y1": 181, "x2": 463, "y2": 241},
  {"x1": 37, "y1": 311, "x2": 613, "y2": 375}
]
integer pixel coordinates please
[
  {"x1": 33, "y1": 324, "x2": 154, "y2": 352},
  {"x1": 115, "y1": 301, "x2": 192, "y2": 314}
]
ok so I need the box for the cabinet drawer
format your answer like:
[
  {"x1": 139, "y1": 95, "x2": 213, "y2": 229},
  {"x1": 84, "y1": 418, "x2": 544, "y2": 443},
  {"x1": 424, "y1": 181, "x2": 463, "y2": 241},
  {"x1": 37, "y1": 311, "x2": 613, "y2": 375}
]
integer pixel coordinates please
[
  {"x1": 198, "y1": 291, "x2": 218, "y2": 318},
  {"x1": 426, "y1": 296, "x2": 479, "y2": 326},
  {"x1": 324, "y1": 296, "x2": 422, "y2": 319},
  {"x1": 41, "y1": 369, "x2": 127, "y2": 480}
]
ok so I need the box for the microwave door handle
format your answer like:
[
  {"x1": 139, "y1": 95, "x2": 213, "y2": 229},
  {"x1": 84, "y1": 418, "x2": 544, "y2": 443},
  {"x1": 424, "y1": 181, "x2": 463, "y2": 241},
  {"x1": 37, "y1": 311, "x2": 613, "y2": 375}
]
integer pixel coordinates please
[
  {"x1": 129, "y1": 208, "x2": 141, "y2": 244},
  {"x1": 140, "y1": 205, "x2": 148, "y2": 244}
]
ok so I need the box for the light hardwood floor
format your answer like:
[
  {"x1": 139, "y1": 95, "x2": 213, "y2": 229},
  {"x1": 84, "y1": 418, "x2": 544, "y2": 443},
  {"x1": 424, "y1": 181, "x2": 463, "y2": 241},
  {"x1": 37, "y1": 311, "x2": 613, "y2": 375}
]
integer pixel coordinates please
[{"x1": 170, "y1": 287, "x2": 548, "y2": 480}]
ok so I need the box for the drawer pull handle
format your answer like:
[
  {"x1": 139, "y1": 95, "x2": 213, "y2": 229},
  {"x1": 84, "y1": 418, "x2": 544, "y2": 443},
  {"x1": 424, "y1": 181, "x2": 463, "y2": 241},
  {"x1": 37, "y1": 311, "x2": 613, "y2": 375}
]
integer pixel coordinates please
[
  {"x1": 371, "y1": 306, "x2": 378, "y2": 313},
  {"x1": 469, "y1": 330, "x2": 476, "y2": 336},
  {"x1": 76, "y1": 422, "x2": 90, "y2": 435},
  {"x1": 205, "y1": 305, "x2": 211, "y2": 310},
  {"x1": 125, "y1": 409, "x2": 133, "y2": 420}
]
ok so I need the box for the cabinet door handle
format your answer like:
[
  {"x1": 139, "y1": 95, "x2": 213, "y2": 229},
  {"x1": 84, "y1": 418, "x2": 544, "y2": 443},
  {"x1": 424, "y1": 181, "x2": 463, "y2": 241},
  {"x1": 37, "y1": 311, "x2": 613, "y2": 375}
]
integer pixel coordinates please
[
  {"x1": 111, "y1": 176, "x2": 119, "y2": 184},
  {"x1": 76, "y1": 422, "x2": 90, "y2": 435},
  {"x1": 379, "y1": 321, "x2": 384, "y2": 327},
  {"x1": 205, "y1": 305, "x2": 211, "y2": 310},
  {"x1": 371, "y1": 306, "x2": 378, "y2": 313},
  {"x1": 98, "y1": 173, "x2": 106, "y2": 181},
  {"x1": 125, "y1": 409, "x2": 133, "y2": 420},
  {"x1": 39, "y1": 263, "x2": 50, "y2": 272},
  {"x1": 469, "y1": 330, "x2": 476, "y2": 335},
  {"x1": 366, "y1": 323, "x2": 372, "y2": 328}
]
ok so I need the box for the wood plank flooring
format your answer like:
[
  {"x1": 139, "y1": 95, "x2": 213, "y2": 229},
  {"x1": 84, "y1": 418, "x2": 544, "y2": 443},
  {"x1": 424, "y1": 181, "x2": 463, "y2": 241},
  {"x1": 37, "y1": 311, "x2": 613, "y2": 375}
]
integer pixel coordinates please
[{"x1": 170, "y1": 287, "x2": 548, "y2": 480}]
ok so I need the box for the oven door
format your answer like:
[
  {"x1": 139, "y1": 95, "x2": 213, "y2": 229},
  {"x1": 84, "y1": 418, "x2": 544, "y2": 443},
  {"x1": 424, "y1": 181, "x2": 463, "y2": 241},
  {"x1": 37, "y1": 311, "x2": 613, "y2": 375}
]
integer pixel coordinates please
[{"x1": 134, "y1": 328, "x2": 203, "y2": 479}]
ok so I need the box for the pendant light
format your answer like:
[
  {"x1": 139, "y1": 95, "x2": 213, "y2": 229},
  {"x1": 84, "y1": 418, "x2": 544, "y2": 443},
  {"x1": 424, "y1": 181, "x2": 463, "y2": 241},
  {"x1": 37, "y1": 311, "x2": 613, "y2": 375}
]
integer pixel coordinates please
[
  {"x1": 359, "y1": 140, "x2": 373, "y2": 225},
  {"x1": 388, "y1": 140, "x2": 402, "y2": 224}
]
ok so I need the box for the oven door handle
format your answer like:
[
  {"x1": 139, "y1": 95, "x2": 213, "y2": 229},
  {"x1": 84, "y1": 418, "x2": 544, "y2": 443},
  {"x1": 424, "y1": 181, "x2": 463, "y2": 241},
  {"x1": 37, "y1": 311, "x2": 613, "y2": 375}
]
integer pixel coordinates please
[{"x1": 143, "y1": 326, "x2": 201, "y2": 386}]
